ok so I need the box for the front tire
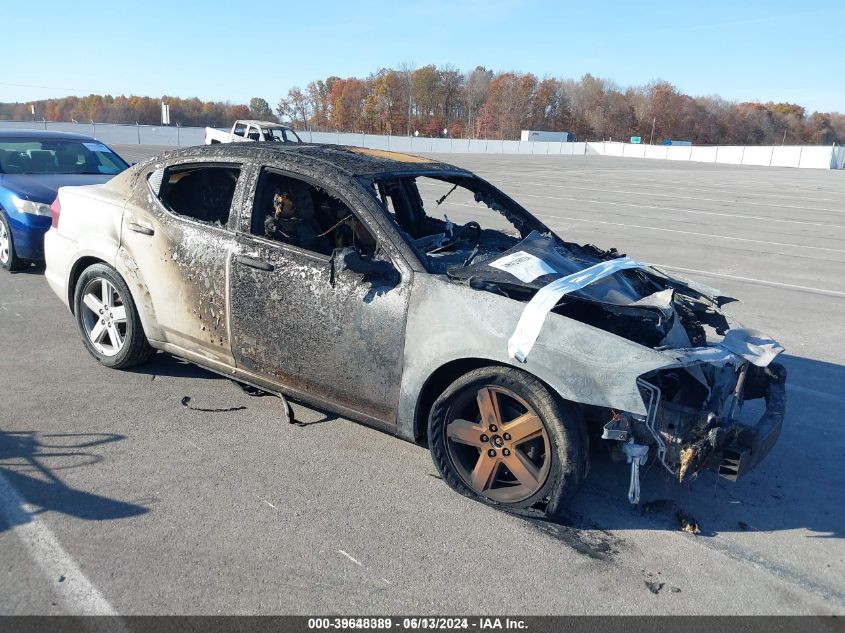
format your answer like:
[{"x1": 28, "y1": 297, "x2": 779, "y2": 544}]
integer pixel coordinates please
[
  {"x1": 0, "y1": 214, "x2": 24, "y2": 272},
  {"x1": 73, "y1": 263, "x2": 154, "y2": 369},
  {"x1": 428, "y1": 367, "x2": 585, "y2": 518}
]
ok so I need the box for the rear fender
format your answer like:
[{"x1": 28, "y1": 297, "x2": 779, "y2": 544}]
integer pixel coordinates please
[{"x1": 113, "y1": 246, "x2": 163, "y2": 343}]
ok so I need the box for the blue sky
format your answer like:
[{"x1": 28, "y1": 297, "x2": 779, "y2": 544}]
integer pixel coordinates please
[{"x1": 3, "y1": 0, "x2": 843, "y2": 112}]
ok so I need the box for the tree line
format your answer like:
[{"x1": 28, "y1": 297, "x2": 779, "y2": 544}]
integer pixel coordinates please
[
  {"x1": 0, "y1": 95, "x2": 254, "y2": 129},
  {"x1": 2, "y1": 66, "x2": 843, "y2": 145}
]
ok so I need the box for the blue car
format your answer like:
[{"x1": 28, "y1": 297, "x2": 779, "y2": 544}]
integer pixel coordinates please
[{"x1": 0, "y1": 129, "x2": 129, "y2": 271}]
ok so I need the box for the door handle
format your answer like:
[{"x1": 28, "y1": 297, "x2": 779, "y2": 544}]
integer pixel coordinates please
[
  {"x1": 236, "y1": 255, "x2": 275, "y2": 272},
  {"x1": 127, "y1": 222, "x2": 154, "y2": 236}
]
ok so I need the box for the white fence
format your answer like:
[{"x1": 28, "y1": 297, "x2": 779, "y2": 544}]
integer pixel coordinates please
[
  {"x1": 0, "y1": 120, "x2": 205, "y2": 146},
  {"x1": 296, "y1": 131, "x2": 843, "y2": 169},
  {"x1": 1, "y1": 120, "x2": 842, "y2": 169},
  {"x1": 580, "y1": 140, "x2": 842, "y2": 169}
]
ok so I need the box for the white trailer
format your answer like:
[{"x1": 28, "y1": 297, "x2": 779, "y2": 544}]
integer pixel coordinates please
[{"x1": 520, "y1": 130, "x2": 576, "y2": 142}]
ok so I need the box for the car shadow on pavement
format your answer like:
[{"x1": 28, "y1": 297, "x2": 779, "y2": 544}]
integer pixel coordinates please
[
  {"x1": 9, "y1": 262, "x2": 46, "y2": 276},
  {"x1": 563, "y1": 353, "x2": 844, "y2": 540},
  {"x1": 131, "y1": 352, "x2": 220, "y2": 380},
  {"x1": 0, "y1": 429, "x2": 149, "y2": 532}
]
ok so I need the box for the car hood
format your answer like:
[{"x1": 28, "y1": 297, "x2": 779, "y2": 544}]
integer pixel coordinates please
[
  {"x1": 1, "y1": 174, "x2": 112, "y2": 203},
  {"x1": 447, "y1": 231, "x2": 744, "y2": 355}
]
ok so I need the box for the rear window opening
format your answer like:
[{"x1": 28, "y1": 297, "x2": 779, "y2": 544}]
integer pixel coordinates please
[{"x1": 155, "y1": 164, "x2": 240, "y2": 227}]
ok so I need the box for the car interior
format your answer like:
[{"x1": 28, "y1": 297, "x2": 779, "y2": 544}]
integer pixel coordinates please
[
  {"x1": 372, "y1": 174, "x2": 532, "y2": 273},
  {"x1": 251, "y1": 171, "x2": 376, "y2": 256},
  {"x1": 158, "y1": 165, "x2": 241, "y2": 226},
  {"x1": 0, "y1": 141, "x2": 125, "y2": 175}
]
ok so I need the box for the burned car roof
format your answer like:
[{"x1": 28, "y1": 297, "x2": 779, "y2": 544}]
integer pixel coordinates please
[{"x1": 145, "y1": 143, "x2": 469, "y2": 178}]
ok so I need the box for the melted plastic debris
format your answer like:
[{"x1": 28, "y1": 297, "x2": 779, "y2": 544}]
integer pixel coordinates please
[
  {"x1": 678, "y1": 446, "x2": 697, "y2": 483},
  {"x1": 677, "y1": 510, "x2": 701, "y2": 534},
  {"x1": 180, "y1": 396, "x2": 246, "y2": 413}
]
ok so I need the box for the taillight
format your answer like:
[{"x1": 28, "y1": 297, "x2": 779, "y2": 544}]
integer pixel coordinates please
[{"x1": 50, "y1": 197, "x2": 61, "y2": 228}]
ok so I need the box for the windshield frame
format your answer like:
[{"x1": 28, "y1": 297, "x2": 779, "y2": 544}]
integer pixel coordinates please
[{"x1": 362, "y1": 170, "x2": 555, "y2": 274}]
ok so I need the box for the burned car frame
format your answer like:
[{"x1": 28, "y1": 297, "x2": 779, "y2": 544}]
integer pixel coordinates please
[{"x1": 44, "y1": 143, "x2": 786, "y2": 517}]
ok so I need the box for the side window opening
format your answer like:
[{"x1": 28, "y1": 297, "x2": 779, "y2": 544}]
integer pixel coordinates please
[
  {"x1": 157, "y1": 164, "x2": 240, "y2": 227},
  {"x1": 251, "y1": 170, "x2": 376, "y2": 257},
  {"x1": 233, "y1": 123, "x2": 247, "y2": 138}
]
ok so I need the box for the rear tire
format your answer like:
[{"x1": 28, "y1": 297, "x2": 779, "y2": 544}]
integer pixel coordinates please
[
  {"x1": 0, "y1": 214, "x2": 24, "y2": 272},
  {"x1": 73, "y1": 263, "x2": 155, "y2": 369},
  {"x1": 428, "y1": 366, "x2": 585, "y2": 518}
]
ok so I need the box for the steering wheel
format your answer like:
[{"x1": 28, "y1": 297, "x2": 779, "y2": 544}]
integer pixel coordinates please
[
  {"x1": 457, "y1": 221, "x2": 482, "y2": 244},
  {"x1": 434, "y1": 221, "x2": 482, "y2": 253}
]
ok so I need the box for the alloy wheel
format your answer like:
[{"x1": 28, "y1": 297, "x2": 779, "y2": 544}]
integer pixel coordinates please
[
  {"x1": 445, "y1": 386, "x2": 551, "y2": 503},
  {"x1": 0, "y1": 221, "x2": 9, "y2": 265},
  {"x1": 80, "y1": 278, "x2": 128, "y2": 356}
]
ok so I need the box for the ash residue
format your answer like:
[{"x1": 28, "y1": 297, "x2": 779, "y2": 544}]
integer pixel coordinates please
[{"x1": 526, "y1": 511, "x2": 623, "y2": 561}]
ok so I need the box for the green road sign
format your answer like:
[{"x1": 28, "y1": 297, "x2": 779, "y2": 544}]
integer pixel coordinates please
[{"x1": 630, "y1": 136, "x2": 641, "y2": 144}]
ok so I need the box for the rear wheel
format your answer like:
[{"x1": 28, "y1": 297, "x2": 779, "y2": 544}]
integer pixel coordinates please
[
  {"x1": 73, "y1": 263, "x2": 154, "y2": 369},
  {"x1": 0, "y1": 214, "x2": 24, "y2": 272},
  {"x1": 428, "y1": 367, "x2": 585, "y2": 517}
]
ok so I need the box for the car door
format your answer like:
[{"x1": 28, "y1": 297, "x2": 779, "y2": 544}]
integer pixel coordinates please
[
  {"x1": 228, "y1": 164, "x2": 412, "y2": 426},
  {"x1": 121, "y1": 160, "x2": 251, "y2": 365}
]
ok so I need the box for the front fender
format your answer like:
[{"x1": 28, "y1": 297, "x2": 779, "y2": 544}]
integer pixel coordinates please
[{"x1": 397, "y1": 276, "x2": 678, "y2": 439}]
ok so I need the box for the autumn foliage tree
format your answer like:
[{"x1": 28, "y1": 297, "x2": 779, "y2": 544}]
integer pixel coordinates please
[
  {"x1": 0, "y1": 95, "x2": 265, "y2": 127},
  {"x1": 2, "y1": 66, "x2": 843, "y2": 145}
]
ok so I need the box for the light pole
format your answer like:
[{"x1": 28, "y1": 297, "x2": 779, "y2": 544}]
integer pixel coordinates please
[{"x1": 649, "y1": 117, "x2": 656, "y2": 145}]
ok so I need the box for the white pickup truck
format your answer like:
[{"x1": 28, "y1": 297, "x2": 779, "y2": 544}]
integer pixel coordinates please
[{"x1": 204, "y1": 120, "x2": 302, "y2": 144}]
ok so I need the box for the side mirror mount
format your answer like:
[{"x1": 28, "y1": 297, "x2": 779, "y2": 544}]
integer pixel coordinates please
[{"x1": 331, "y1": 247, "x2": 396, "y2": 281}]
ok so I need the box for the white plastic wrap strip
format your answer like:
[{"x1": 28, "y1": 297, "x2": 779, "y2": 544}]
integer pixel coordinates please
[
  {"x1": 508, "y1": 256, "x2": 647, "y2": 362},
  {"x1": 676, "y1": 329, "x2": 784, "y2": 369}
]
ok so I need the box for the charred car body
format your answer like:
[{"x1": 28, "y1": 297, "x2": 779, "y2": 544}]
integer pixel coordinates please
[{"x1": 44, "y1": 144, "x2": 786, "y2": 516}]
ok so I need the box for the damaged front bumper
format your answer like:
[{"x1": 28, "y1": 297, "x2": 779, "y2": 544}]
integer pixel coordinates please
[
  {"x1": 706, "y1": 362, "x2": 787, "y2": 481},
  {"x1": 605, "y1": 359, "x2": 787, "y2": 503}
]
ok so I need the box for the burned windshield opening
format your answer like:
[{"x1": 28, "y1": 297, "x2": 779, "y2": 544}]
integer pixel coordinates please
[{"x1": 368, "y1": 173, "x2": 549, "y2": 274}]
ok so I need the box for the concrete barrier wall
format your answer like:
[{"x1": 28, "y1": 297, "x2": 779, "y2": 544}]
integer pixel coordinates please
[
  {"x1": 835, "y1": 146, "x2": 845, "y2": 169},
  {"x1": 770, "y1": 146, "x2": 802, "y2": 168},
  {"x1": 716, "y1": 146, "x2": 745, "y2": 165},
  {"x1": 666, "y1": 145, "x2": 693, "y2": 161},
  {"x1": 0, "y1": 120, "x2": 839, "y2": 169},
  {"x1": 690, "y1": 146, "x2": 718, "y2": 162},
  {"x1": 799, "y1": 146, "x2": 837, "y2": 169},
  {"x1": 743, "y1": 146, "x2": 774, "y2": 166},
  {"x1": 623, "y1": 144, "x2": 647, "y2": 158}
]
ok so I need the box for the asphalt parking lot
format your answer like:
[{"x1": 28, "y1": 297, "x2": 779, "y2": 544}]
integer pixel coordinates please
[{"x1": 1, "y1": 146, "x2": 843, "y2": 615}]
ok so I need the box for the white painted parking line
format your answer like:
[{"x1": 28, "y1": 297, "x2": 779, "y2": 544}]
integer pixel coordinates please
[
  {"x1": 0, "y1": 470, "x2": 118, "y2": 615},
  {"x1": 500, "y1": 179, "x2": 843, "y2": 214},
  {"x1": 546, "y1": 213, "x2": 845, "y2": 255},
  {"x1": 511, "y1": 192, "x2": 845, "y2": 229},
  {"x1": 338, "y1": 549, "x2": 363, "y2": 566},
  {"x1": 651, "y1": 263, "x2": 845, "y2": 298},
  {"x1": 440, "y1": 196, "x2": 845, "y2": 232},
  {"x1": 488, "y1": 170, "x2": 844, "y2": 203}
]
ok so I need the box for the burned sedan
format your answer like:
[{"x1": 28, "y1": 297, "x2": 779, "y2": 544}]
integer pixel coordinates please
[{"x1": 44, "y1": 144, "x2": 786, "y2": 516}]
